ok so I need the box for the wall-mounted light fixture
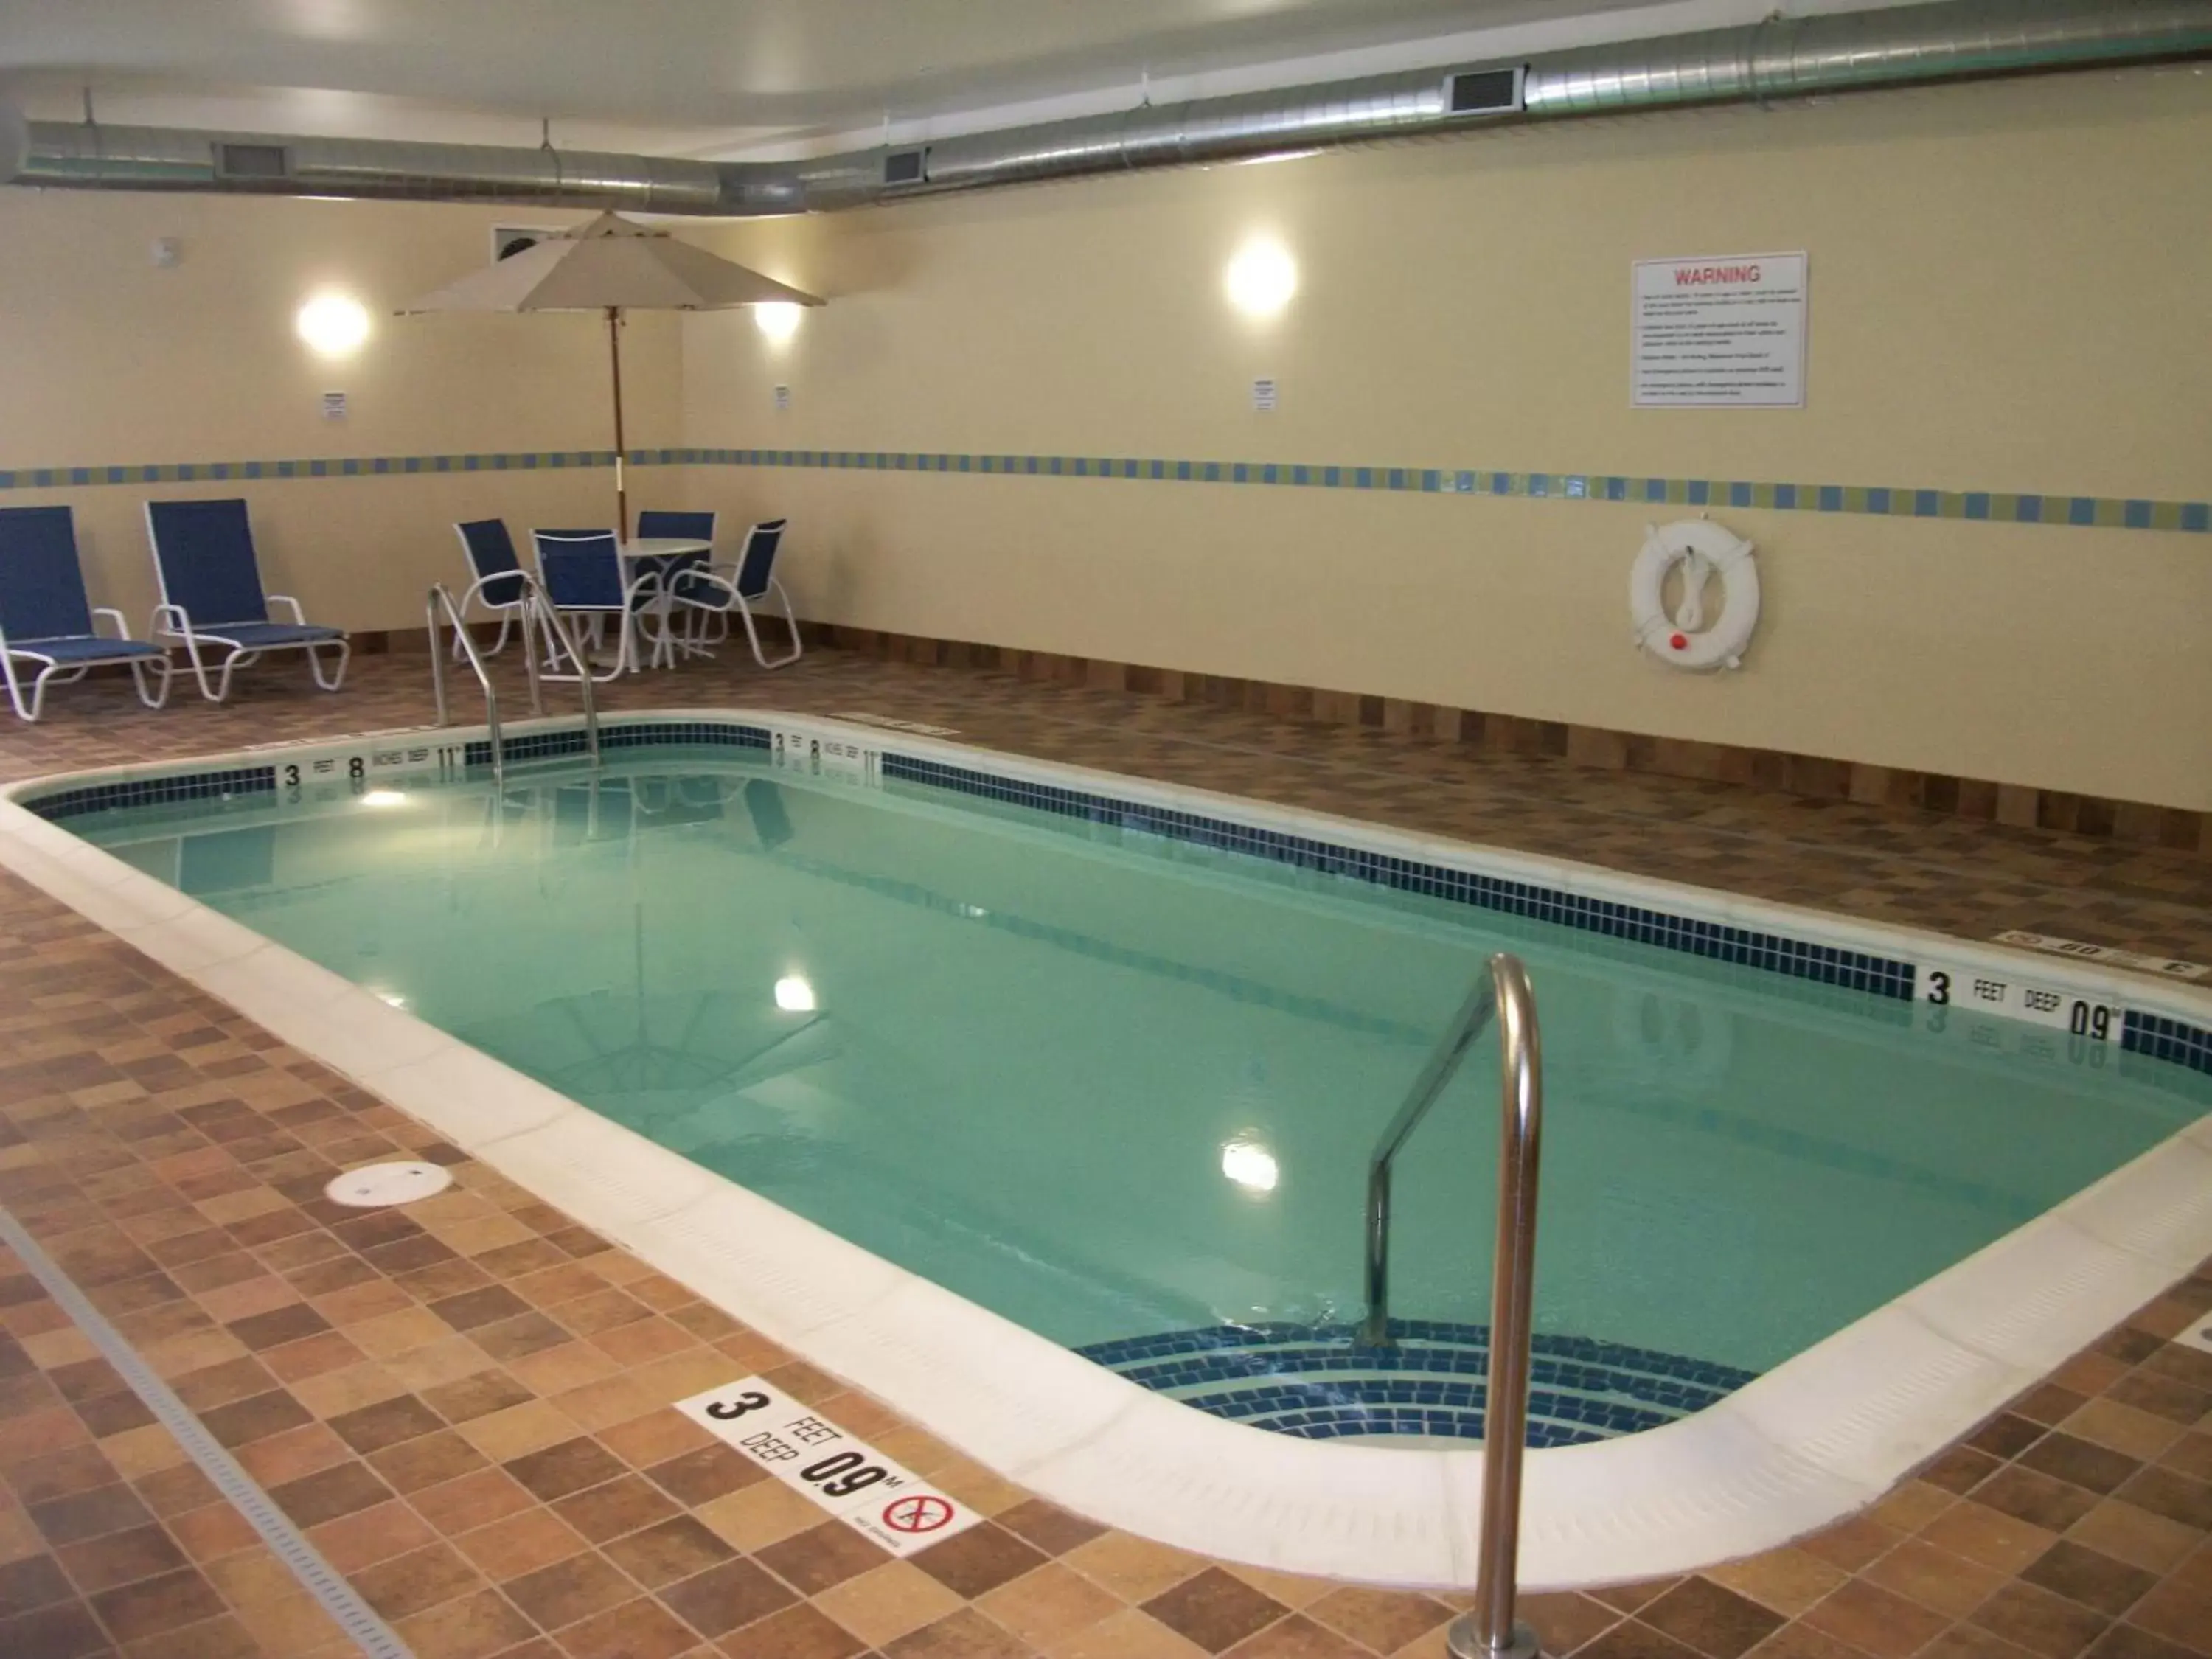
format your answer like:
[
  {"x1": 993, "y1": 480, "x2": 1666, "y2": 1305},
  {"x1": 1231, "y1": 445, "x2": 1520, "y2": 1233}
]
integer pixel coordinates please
[
  {"x1": 295, "y1": 292, "x2": 371, "y2": 357},
  {"x1": 1224, "y1": 239, "x2": 1298, "y2": 319},
  {"x1": 754, "y1": 302, "x2": 803, "y2": 344}
]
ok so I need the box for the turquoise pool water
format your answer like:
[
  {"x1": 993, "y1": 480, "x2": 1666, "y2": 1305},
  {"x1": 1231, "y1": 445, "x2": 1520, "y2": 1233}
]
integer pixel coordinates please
[{"x1": 61, "y1": 746, "x2": 2210, "y2": 1442}]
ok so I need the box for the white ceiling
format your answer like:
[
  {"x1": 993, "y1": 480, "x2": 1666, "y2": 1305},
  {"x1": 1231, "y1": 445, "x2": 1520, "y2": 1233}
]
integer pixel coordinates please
[{"x1": 0, "y1": 0, "x2": 1906, "y2": 158}]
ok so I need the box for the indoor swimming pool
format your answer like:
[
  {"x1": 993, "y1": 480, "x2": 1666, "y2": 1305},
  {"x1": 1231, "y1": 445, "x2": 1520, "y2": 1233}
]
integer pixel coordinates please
[
  {"x1": 29, "y1": 720, "x2": 2212, "y2": 1439},
  {"x1": 8, "y1": 713, "x2": 2210, "y2": 1585}
]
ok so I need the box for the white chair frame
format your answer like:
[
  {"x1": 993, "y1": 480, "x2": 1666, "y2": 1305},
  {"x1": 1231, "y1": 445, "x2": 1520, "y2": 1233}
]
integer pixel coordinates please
[
  {"x1": 531, "y1": 533, "x2": 669, "y2": 684},
  {"x1": 0, "y1": 611, "x2": 173, "y2": 723},
  {"x1": 144, "y1": 504, "x2": 349, "y2": 703},
  {"x1": 669, "y1": 568, "x2": 802, "y2": 669},
  {"x1": 449, "y1": 524, "x2": 532, "y2": 661}
]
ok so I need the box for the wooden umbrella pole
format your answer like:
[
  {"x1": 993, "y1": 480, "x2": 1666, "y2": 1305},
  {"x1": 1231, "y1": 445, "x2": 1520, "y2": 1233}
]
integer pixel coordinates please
[{"x1": 606, "y1": 306, "x2": 628, "y2": 538}]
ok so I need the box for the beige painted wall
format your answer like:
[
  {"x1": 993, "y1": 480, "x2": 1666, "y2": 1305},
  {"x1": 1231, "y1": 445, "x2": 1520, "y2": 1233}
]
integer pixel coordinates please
[
  {"x1": 681, "y1": 68, "x2": 2212, "y2": 810},
  {"x1": 0, "y1": 72, "x2": 2205, "y2": 809},
  {"x1": 0, "y1": 191, "x2": 682, "y2": 630}
]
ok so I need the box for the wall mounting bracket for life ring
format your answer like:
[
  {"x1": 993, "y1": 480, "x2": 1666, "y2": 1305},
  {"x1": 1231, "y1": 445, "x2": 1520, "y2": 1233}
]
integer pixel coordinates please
[{"x1": 1630, "y1": 517, "x2": 1759, "y2": 671}]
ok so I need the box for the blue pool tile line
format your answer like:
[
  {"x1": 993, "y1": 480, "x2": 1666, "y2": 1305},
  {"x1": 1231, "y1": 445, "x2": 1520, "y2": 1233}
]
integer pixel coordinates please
[
  {"x1": 2123, "y1": 1009, "x2": 2212, "y2": 1076},
  {"x1": 27, "y1": 765, "x2": 275, "y2": 822},
  {"x1": 462, "y1": 720, "x2": 769, "y2": 770},
  {"x1": 1077, "y1": 1319, "x2": 1753, "y2": 1444},
  {"x1": 1080, "y1": 1319, "x2": 1757, "y2": 1390},
  {"x1": 0, "y1": 445, "x2": 2202, "y2": 538},
  {"x1": 884, "y1": 753, "x2": 1915, "y2": 1001},
  {"x1": 1236, "y1": 1405, "x2": 1579, "y2": 1444},
  {"x1": 1116, "y1": 1346, "x2": 1738, "y2": 1417},
  {"x1": 1188, "y1": 1379, "x2": 1659, "y2": 1444}
]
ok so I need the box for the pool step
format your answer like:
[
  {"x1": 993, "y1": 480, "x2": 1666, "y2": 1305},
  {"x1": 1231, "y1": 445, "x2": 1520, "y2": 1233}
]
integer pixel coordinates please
[{"x1": 1076, "y1": 1321, "x2": 1759, "y2": 1446}]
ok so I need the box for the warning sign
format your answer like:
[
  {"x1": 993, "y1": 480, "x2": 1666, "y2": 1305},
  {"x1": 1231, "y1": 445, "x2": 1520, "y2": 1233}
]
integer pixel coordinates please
[
  {"x1": 674, "y1": 1377, "x2": 982, "y2": 1558},
  {"x1": 1632, "y1": 252, "x2": 1808, "y2": 408}
]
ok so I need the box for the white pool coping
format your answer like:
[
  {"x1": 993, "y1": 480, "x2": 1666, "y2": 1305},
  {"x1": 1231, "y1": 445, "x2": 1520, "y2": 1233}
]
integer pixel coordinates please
[{"x1": 3, "y1": 706, "x2": 2208, "y2": 1592}]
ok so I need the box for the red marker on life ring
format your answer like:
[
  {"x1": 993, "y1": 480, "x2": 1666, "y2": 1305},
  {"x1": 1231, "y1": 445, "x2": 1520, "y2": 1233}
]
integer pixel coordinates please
[{"x1": 1669, "y1": 633, "x2": 1688, "y2": 651}]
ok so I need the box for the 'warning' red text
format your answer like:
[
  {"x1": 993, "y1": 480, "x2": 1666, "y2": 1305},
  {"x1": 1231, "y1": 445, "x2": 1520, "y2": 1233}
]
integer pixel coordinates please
[{"x1": 1674, "y1": 264, "x2": 1761, "y2": 286}]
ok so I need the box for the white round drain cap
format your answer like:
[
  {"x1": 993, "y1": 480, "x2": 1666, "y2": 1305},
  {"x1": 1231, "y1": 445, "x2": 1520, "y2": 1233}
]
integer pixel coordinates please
[{"x1": 325, "y1": 1161, "x2": 454, "y2": 1208}]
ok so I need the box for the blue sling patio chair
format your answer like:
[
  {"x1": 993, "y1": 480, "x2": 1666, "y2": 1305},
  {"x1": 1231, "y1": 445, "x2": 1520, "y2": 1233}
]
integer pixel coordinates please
[
  {"x1": 0, "y1": 505, "x2": 172, "y2": 722},
  {"x1": 452, "y1": 518, "x2": 532, "y2": 659},
  {"x1": 665, "y1": 517, "x2": 802, "y2": 669},
  {"x1": 145, "y1": 498, "x2": 349, "y2": 702},
  {"x1": 531, "y1": 529, "x2": 667, "y2": 681}
]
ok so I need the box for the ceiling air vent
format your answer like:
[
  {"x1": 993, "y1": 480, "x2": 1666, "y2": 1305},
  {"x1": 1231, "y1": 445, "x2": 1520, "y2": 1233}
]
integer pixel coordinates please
[
  {"x1": 1445, "y1": 66, "x2": 1525, "y2": 116},
  {"x1": 214, "y1": 141, "x2": 292, "y2": 180},
  {"x1": 883, "y1": 147, "x2": 929, "y2": 187}
]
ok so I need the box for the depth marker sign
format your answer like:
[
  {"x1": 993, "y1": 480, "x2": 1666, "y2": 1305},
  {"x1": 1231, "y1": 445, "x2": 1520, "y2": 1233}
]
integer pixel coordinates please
[{"x1": 675, "y1": 1377, "x2": 981, "y2": 1557}]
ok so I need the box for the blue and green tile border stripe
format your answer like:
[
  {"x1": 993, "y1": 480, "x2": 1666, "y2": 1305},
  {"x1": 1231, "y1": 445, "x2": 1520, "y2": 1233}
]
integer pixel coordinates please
[{"x1": 0, "y1": 445, "x2": 2202, "y2": 535}]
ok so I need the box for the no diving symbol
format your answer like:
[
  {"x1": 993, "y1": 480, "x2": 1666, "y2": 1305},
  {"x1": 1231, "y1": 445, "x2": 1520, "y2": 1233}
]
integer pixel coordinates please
[{"x1": 883, "y1": 1494, "x2": 954, "y2": 1535}]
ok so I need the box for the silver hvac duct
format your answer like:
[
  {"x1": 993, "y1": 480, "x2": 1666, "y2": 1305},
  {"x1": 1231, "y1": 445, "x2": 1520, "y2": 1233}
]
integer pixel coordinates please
[
  {"x1": 10, "y1": 125, "x2": 726, "y2": 213},
  {"x1": 4, "y1": 0, "x2": 2209, "y2": 215}
]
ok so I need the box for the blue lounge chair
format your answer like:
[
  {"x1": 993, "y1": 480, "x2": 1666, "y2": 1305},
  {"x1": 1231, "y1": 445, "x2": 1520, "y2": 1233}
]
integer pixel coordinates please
[
  {"x1": 0, "y1": 505, "x2": 172, "y2": 723},
  {"x1": 667, "y1": 518, "x2": 802, "y2": 669},
  {"x1": 452, "y1": 518, "x2": 531, "y2": 658},
  {"x1": 145, "y1": 498, "x2": 349, "y2": 702},
  {"x1": 532, "y1": 529, "x2": 666, "y2": 681}
]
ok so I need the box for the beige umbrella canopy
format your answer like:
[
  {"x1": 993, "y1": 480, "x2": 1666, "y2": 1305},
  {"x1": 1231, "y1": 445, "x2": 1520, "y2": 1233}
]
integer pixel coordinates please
[{"x1": 402, "y1": 211, "x2": 822, "y2": 532}]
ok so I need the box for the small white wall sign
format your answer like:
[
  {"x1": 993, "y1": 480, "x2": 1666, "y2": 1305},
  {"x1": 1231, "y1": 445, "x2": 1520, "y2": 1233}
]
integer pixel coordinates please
[
  {"x1": 1632, "y1": 253, "x2": 1807, "y2": 408},
  {"x1": 320, "y1": 390, "x2": 348, "y2": 420},
  {"x1": 773, "y1": 383, "x2": 792, "y2": 412},
  {"x1": 1251, "y1": 377, "x2": 1279, "y2": 412}
]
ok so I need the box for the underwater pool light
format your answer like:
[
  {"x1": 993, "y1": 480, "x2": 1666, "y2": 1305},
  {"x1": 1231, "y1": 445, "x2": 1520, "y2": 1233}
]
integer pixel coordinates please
[
  {"x1": 774, "y1": 974, "x2": 817, "y2": 1012},
  {"x1": 1220, "y1": 1138, "x2": 1279, "y2": 1193}
]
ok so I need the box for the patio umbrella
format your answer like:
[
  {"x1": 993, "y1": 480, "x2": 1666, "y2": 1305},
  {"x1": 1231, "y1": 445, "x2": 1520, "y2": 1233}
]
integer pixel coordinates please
[{"x1": 401, "y1": 211, "x2": 822, "y2": 532}]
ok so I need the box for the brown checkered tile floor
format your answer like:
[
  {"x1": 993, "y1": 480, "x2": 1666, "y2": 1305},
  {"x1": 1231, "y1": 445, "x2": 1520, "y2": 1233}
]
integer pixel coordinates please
[{"x1": 0, "y1": 647, "x2": 2207, "y2": 1659}]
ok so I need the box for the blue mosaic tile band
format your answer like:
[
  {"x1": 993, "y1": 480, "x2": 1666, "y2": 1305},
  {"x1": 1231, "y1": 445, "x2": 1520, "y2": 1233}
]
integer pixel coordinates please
[
  {"x1": 884, "y1": 752, "x2": 1915, "y2": 1001},
  {"x1": 462, "y1": 719, "x2": 769, "y2": 770},
  {"x1": 0, "y1": 445, "x2": 2201, "y2": 536},
  {"x1": 2122, "y1": 1009, "x2": 2212, "y2": 1077},
  {"x1": 1078, "y1": 1320, "x2": 1759, "y2": 1446},
  {"x1": 709, "y1": 449, "x2": 2207, "y2": 533},
  {"x1": 27, "y1": 765, "x2": 275, "y2": 822}
]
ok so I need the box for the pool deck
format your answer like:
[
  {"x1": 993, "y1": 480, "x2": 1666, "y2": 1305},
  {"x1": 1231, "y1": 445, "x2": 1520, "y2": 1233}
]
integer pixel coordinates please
[{"x1": 0, "y1": 647, "x2": 2206, "y2": 1659}]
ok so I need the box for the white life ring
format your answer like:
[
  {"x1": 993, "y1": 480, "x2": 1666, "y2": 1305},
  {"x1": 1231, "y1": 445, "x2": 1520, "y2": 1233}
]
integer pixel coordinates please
[{"x1": 1630, "y1": 518, "x2": 1759, "y2": 671}]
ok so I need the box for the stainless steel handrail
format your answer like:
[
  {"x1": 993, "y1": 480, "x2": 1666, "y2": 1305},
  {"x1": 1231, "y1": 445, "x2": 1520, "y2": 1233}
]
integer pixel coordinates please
[
  {"x1": 427, "y1": 582, "x2": 531, "y2": 788},
  {"x1": 522, "y1": 581, "x2": 601, "y2": 765},
  {"x1": 427, "y1": 574, "x2": 601, "y2": 780},
  {"x1": 1359, "y1": 953, "x2": 1545, "y2": 1659}
]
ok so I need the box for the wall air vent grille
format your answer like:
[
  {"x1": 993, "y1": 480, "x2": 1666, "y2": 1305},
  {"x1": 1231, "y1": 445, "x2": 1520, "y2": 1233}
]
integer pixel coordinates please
[
  {"x1": 214, "y1": 142, "x2": 292, "y2": 180},
  {"x1": 1447, "y1": 67, "x2": 1525, "y2": 116}
]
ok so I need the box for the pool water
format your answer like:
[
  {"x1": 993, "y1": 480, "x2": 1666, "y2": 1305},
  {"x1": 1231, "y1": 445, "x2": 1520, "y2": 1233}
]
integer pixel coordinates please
[{"x1": 66, "y1": 749, "x2": 2210, "y2": 1443}]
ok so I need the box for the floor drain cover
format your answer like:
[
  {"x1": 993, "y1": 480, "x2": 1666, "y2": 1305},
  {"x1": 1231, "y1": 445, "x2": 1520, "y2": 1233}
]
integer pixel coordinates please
[{"x1": 325, "y1": 1161, "x2": 454, "y2": 1208}]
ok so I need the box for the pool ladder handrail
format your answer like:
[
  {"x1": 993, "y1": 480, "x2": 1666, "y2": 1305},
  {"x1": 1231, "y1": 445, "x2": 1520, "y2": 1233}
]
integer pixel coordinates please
[
  {"x1": 426, "y1": 574, "x2": 599, "y2": 786},
  {"x1": 1360, "y1": 952, "x2": 1543, "y2": 1659}
]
